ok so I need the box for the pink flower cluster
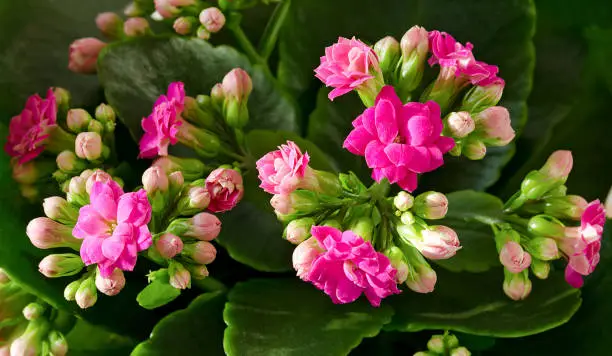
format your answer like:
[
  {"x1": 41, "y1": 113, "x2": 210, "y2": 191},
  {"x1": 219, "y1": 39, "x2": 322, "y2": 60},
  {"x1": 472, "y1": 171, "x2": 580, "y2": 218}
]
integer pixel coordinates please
[
  {"x1": 256, "y1": 141, "x2": 311, "y2": 195},
  {"x1": 73, "y1": 179, "x2": 153, "y2": 277},
  {"x1": 564, "y1": 200, "x2": 606, "y2": 288},
  {"x1": 139, "y1": 82, "x2": 185, "y2": 158},
  {"x1": 295, "y1": 226, "x2": 401, "y2": 307},
  {"x1": 344, "y1": 86, "x2": 455, "y2": 191},
  {"x1": 428, "y1": 30, "x2": 504, "y2": 87},
  {"x1": 4, "y1": 90, "x2": 57, "y2": 164}
]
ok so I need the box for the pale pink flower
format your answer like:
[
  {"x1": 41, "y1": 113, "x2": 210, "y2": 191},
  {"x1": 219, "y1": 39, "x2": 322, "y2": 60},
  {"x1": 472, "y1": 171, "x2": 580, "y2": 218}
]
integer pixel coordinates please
[
  {"x1": 72, "y1": 181, "x2": 152, "y2": 277},
  {"x1": 68, "y1": 38, "x2": 107, "y2": 74},
  {"x1": 4, "y1": 89, "x2": 57, "y2": 164},
  {"x1": 343, "y1": 86, "x2": 455, "y2": 191},
  {"x1": 256, "y1": 141, "x2": 312, "y2": 195},
  {"x1": 417, "y1": 226, "x2": 461, "y2": 260},
  {"x1": 499, "y1": 241, "x2": 532, "y2": 273},
  {"x1": 315, "y1": 37, "x2": 381, "y2": 100},
  {"x1": 205, "y1": 168, "x2": 244, "y2": 212},
  {"x1": 139, "y1": 82, "x2": 185, "y2": 158},
  {"x1": 305, "y1": 226, "x2": 401, "y2": 307}
]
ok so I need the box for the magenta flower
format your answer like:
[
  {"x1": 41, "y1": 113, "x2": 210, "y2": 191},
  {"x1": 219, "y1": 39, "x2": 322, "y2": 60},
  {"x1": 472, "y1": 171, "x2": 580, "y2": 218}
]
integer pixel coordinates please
[
  {"x1": 564, "y1": 200, "x2": 606, "y2": 288},
  {"x1": 256, "y1": 141, "x2": 312, "y2": 195},
  {"x1": 139, "y1": 82, "x2": 186, "y2": 158},
  {"x1": 304, "y1": 226, "x2": 401, "y2": 307},
  {"x1": 315, "y1": 37, "x2": 382, "y2": 101},
  {"x1": 343, "y1": 86, "x2": 455, "y2": 191},
  {"x1": 73, "y1": 180, "x2": 153, "y2": 277},
  {"x1": 5, "y1": 89, "x2": 57, "y2": 164},
  {"x1": 205, "y1": 168, "x2": 244, "y2": 213}
]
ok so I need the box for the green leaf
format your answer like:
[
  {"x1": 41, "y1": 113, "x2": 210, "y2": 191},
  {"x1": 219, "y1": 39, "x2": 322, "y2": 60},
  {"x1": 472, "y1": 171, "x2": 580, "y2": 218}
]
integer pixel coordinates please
[
  {"x1": 434, "y1": 191, "x2": 503, "y2": 273},
  {"x1": 97, "y1": 36, "x2": 299, "y2": 141},
  {"x1": 284, "y1": 0, "x2": 535, "y2": 191},
  {"x1": 66, "y1": 319, "x2": 135, "y2": 356},
  {"x1": 132, "y1": 292, "x2": 226, "y2": 356},
  {"x1": 136, "y1": 276, "x2": 181, "y2": 310},
  {"x1": 224, "y1": 279, "x2": 394, "y2": 356},
  {"x1": 217, "y1": 130, "x2": 335, "y2": 272},
  {"x1": 386, "y1": 268, "x2": 582, "y2": 337}
]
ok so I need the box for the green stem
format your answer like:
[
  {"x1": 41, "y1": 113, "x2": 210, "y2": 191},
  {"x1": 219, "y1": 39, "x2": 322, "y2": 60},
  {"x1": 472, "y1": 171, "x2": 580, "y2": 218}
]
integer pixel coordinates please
[
  {"x1": 193, "y1": 276, "x2": 228, "y2": 293},
  {"x1": 257, "y1": 0, "x2": 292, "y2": 60},
  {"x1": 227, "y1": 14, "x2": 267, "y2": 67}
]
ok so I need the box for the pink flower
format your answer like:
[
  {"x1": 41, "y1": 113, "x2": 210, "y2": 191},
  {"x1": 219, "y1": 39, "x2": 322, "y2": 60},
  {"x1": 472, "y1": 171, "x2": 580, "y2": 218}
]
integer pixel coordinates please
[
  {"x1": 5, "y1": 90, "x2": 57, "y2": 164},
  {"x1": 343, "y1": 86, "x2": 455, "y2": 191},
  {"x1": 564, "y1": 200, "x2": 606, "y2": 288},
  {"x1": 499, "y1": 241, "x2": 532, "y2": 273},
  {"x1": 305, "y1": 226, "x2": 401, "y2": 307},
  {"x1": 315, "y1": 37, "x2": 381, "y2": 100},
  {"x1": 68, "y1": 38, "x2": 107, "y2": 74},
  {"x1": 205, "y1": 168, "x2": 244, "y2": 212},
  {"x1": 139, "y1": 82, "x2": 186, "y2": 158},
  {"x1": 72, "y1": 180, "x2": 152, "y2": 277},
  {"x1": 256, "y1": 141, "x2": 312, "y2": 195}
]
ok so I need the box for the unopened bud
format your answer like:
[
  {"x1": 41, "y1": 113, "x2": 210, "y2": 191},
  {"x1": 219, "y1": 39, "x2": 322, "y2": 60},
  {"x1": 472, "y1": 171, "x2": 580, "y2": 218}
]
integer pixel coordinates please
[
  {"x1": 48, "y1": 331, "x2": 68, "y2": 356},
  {"x1": 169, "y1": 261, "x2": 191, "y2": 290},
  {"x1": 349, "y1": 217, "x2": 374, "y2": 242},
  {"x1": 182, "y1": 241, "x2": 217, "y2": 265},
  {"x1": 96, "y1": 12, "x2": 123, "y2": 39},
  {"x1": 176, "y1": 185, "x2": 211, "y2": 215},
  {"x1": 461, "y1": 81, "x2": 505, "y2": 113},
  {"x1": 503, "y1": 270, "x2": 532, "y2": 301},
  {"x1": 417, "y1": 225, "x2": 461, "y2": 260},
  {"x1": 406, "y1": 263, "x2": 437, "y2": 293},
  {"x1": 413, "y1": 191, "x2": 448, "y2": 220},
  {"x1": 400, "y1": 211, "x2": 416, "y2": 225},
  {"x1": 153, "y1": 155, "x2": 208, "y2": 181},
  {"x1": 12, "y1": 160, "x2": 55, "y2": 185},
  {"x1": 284, "y1": 217, "x2": 315, "y2": 244},
  {"x1": 75, "y1": 132, "x2": 104, "y2": 161},
  {"x1": 57, "y1": 150, "x2": 86, "y2": 173},
  {"x1": 124, "y1": 2, "x2": 141, "y2": 16},
  {"x1": 39, "y1": 253, "x2": 84, "y2": 278},
  {"x1": 451, "y1": 347, "x2": 471, "y2": 356},
  {"x1": 528, "y1": 215, "x2": 565, "y2": 238},
  {"x1": 43, "y1": 196, "x2": 79, "y2": 224},
  {"x1": 197, "y1": 26, "x2": 211, "y2": 40},
  {"x1": 474, "y1": 106, "x2": 515, "y2": 146},
  {"x1": 397, "y1": 26, "x2": 429, "y2": 95},
  {"x1": 67, "y1": 109, "x2": 92, "y2": 133},
  {"x1": 373, "y1": 36, "x2": 400, "y2": 78},
  {"x1": 53, "y1": 87, "x2": 71, "y2": 111},
  {"x1": 499, "y1": 241, "x2": 532, "y2": 273},
  {"x1": 64, "y1": 280, "x2": 81, "y2": 301},
  {"x1": 384, "y1": 246, "x2": 409, "y2": 284},
  {"x1": 540, "y1": 150, "x2": 573, "y2": 182},
  {"x1": 174, "y1": 16, "x2": 196, "y2": 35},
  {"x1": 26, "y1": 217, "x2": 81, "y2": 250},
  {"x1": 9, "y1": 320, "x2": 48, "y2": 356},
  {"x1": 68, "y1": 38, "x2": 107, "y2": 74},
  {"x1": 524, "y1": 237, "x2": 559, "y2": 261},
  {"x1": 75, "y1": 275, "x2": 98, "y2": 309},
  {"x1": 494, "y1": 228, "x2": 521, "y2": 249},
  {"x1": 95, "y1": 268, "x2": 125, "y2": 296},
  {"x1": 463, "y1": 139, "x2": 487, "y2": 160},
  {"x1": 155, "y1": 233, "x2": 184, "y2": 259},
  {"x1": 199, "y1": 7, "x2": 225, "y2": 33},
  {"x1": 210, "y1": 83, "x2": 225, "y2": 108},
  {"x1": 293, "y1": 237, "x2": 323, "y2": 280},
  {"x1": 95, "y1": 103, "x2": 116, "y2": 128},
  {"x1": 447, "y1": 111, "x2": 475, "y2": 138},
  {"x1": 427, "y1": 335, "x2": 446, "y2": 354},
  {"x1": 142, "y1": 166, "x2": 169, "y2": 194},
  {"x1": 168, "y1": 213, "x2": 221, "y2": 241},
  {"x1": 124, "y1": 17, "x2": 150, "y2": 37},
  {"x1": 271, "y1": 191, "x2": 320, "y2": 217},
  {"x1": 23, "y1": 303, "x2": 45, "y2": 320},
  {"x1": 394, "y1": 191, "x2": 414, "y2": 211},
  {"x1": 543, "y1": 195, "x2": 588, "y2": 220},
  {"x1": 530, "y1": 259, "x2": 550, "y2": 279},
  {"x1": 188, "y1": 264, "x2": 210, "y2": 280},
  {"x1": 87, "y1": 119, "x2": 104, "y2": 134},
  {"x1": 221, "y1": 68, "x2": 252, "y2": 129}
]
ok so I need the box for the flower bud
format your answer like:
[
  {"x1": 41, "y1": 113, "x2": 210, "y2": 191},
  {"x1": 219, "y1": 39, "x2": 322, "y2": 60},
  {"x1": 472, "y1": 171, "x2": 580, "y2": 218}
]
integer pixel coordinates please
[
  {"x1": 199, "y1": 7, "x2": 225, "y2": 33},
  {"x1": 176, "y1": 185, "x2": 211, "y2": 215},
  {"x1": 413, "y1": 191, "x2": 448, "y2": 220},
  {"x1": 9, "y1": 320, "x2": 48, "y2": 356},
  {"x1": 57, "y1": 150, "x2": 86, "y2": 173},
  {"x1": 155, "y1": 233, "x2": 184, "y2": 259},
  {"x1": 67, "y1": 176, "x2": 88, "y2": 205},
  {"x1": 169, "y1": 171, "x2": 185, "y2": 194},
  {"x1": 23, "y1": 303, "x2": 45, "y2": 320},
  {"x1": 349, "y1": 217, "x2": 374, "y2": 242},
  {"x1": 221, "y1": 68, "x2": 252, "y2": 129},
  {"x1": 384, "y1": 246, "x2": 409, "y2": 284},
  {"x1": 182, "y1": 241, "x2": 217, "y2": 265},
  {"x1": 43, "y1": 197, "x2": 79, "y2": 224},
  {"x1": 373, "y1": 36, "x2": 400, "y2": 78},
  {"x1": 196, "y1": 26, "x2": 211, "y2": 40},
  {"x1": 48, "y1": 331, "x2": 68, "y2": 356},
  {"x1": 205, "y1": 168, "x2": 244, "y2": 212},
  {"x1": 124, "y1": 17, "x2": 150, "y2": 37},
  {"x1": 396, "y1": 26, "x2": 429, "y2": 96},
  {"x1": 95, "y1": 268, "x2": 125, "y2": 296},
  {"x1": 540, "y1": 150, "x2": 573, "y2": 183},
  {"x1": 75, "y1": 132, "x2": 104, "y2": 161},
  {"x1": 68, "y1": 38, "x2": 107, "y2": 74},
  {"x1": 463, "y1": 139, "x2": 487, "y2": 160},
  {"x1": 451, "y1": 347, "x2": 471, "y2": 356},
  {"x1": 168, "y1": 261, "x2": 191, "y2": 290},
  {"x1": 461, "y1": 81, "x2": 505, "y2": 113},
  {"x1": 39, "y1": 254, "x2": 84, "y2": 278},
  {"x1": 446, "y1": 111, "x2": 475, "y2": 138},
  {"x1": 53, "y1": 87, "x2": 71, "y2": 111},
  {"x1": 75, "y1": 275, "x2": 98, "y2": 309},
  {"x1": 400, "y1": 211, "x2": 416, "y2": 225},
  {"x1": 210, "y1": 83, "x2": 225, "y2": 108},
  {"x1": 284, "y1": 217, "x2": 315, "y2": 245},
  {"x1": 292, "y1": 237, "x2": 323, "y2": 280},
  {"x1": 66, "y1": 109, "x2": 93, "y2": 133},
  {"x1": 64, "y1": 280, "x2": 81, "y2": 301},
  {"x1": 543, "y1": 195, "x2": 588, "y2": 220},
  {"x1": 95, "y1": 103, "x2": 116, "y2": 133},
  {"x1": 188, "y1": 265, "x2": 210, "y2": 280},
  {"x1": 394, "y1": 191, "x2": 414, "y2": 212},
  {"x1": 427, "y1": 334, "x2": 460, "y2": 354},
  {"x1": 174, "y1": 16, "x2": 196, "y2": 35},
  {"x1": 499, "y1": 242, "x2": 531, "y2": 273},
  {"x1": 96, "y1": 12, "x2": 123, "y2": 39},
  {"x1": 168, "y1": 213, "x2": 221, "y2": 241},
  {"x1": 271, "y1": 191, "x2": 320, "y2": 217},
  {"x1": 0, "y1": 268, "x2": 9, "y2": 284},
  {"x1": 523, "y1": 237, "x2": 559, "y2": 261},
  {"x1": 503, "y1": 270, "x2": 532, "y2": 301},
  {"x1": 530, "y1": 259, "x2": 550, "y2": 279},
  {"x1": 406, "y1": 263, "x2": 437, "y2": 293},
  {"x1": 528, "y1": 215, "x2": 565, "y2": 238},
  {"x1": 474, "y1": 106, "x2": 515, "y2": 146},
  {"x1": 418, "y1": 226, "x2": 461, "y2": 260},
  {"x1": 142, "y1": 166, "x2": 169, "y2": 194},
  {"x1": 153, "y1": 155, "x2": 208, "y2": 181},
  {"x1": 26, "y1": 217, "x2": 81, "y2": 250}
]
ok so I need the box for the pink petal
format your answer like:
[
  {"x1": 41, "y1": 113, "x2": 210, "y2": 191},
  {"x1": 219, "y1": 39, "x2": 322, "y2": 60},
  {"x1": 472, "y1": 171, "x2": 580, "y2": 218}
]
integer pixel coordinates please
[
  {"x1": 565, "y1": 265, "x2": 584, "y2": 288},
  {"x1": 365, "y1": 141, "x2": 391, "y2": 168},
  {"x1": 374, "y1": 99, "x2": 399, "y2": 144}
]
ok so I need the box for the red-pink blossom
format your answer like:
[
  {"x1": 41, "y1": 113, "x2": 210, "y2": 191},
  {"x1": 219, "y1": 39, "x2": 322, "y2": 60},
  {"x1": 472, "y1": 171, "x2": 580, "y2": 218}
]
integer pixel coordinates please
[{"x1": 205, "y1": 168, "x2": 244, "y2": 212}]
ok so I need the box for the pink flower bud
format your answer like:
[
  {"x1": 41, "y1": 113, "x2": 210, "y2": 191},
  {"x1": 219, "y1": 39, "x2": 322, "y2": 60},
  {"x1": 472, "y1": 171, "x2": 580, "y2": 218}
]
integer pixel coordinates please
[
  {"x1": 205, "y1": 168, "x2": 244, "y2": 212},
  {"x1": 503, "y1": 270, "x2": 532, "y2": 301},
  {"x1": 292, "y1": 237, "x2": 323, "y2": 280},
  {"x1": 67, "y1": 109, "x2": 92, "y2": 133},
  {"x1": 400, "y1": 25, "x2": 429, "y2": 58},
  {"x1": 475, "y1": 106, "x2": 515, "y2": 146},
  {"x1": 96, "y1": 12, "x2": 123, "y2": 38},
  {"x1": 186, "y1": 212, "x2": 221, "y2": 240},
  {"x1": 183, "y1": 241, "x2": 217, "y2": 264},
  {"x1": 406, "y1": 264, "x2": 437, "y2": 293},
  {"x1": 75, "y1": 132, "x2": 103, "y2": 160},
  {"x1": 43, "y1": 196, "x2": 78, "y2": 224},
  {"x1": 155, "y1": 233, "x2": 184, "y2": 259},
  {"x1": 544, "y1": 195, "x2": 588, "y2": 220},
  {"x1": 199, "y1": 7, "x2": 225, "y2": 33},
  {"x1": 95, "y1": 268, "x2": 126, "y2": 296},
  {"x1": 174, "y1": 17, "x2": 194, "y2": 35},
  {"x1": 447, "y1": 111, "x2": 475, "y2": 138},
  {"x1": 222, "y1": 68, "x2": 253, "y2": 101},
  {"x1": 48, "y1": 331, "x2": 68, "y2": 356},
  {"x1": 68, "y1": 176, "x2": 86, "y2": 196},
  {"x1": 540, "y1": 150, "x2": 573, "y2": 181},
  {"x1": 463, "y1": 139, "x2": 487, "y2": 160},
  {"x1": 124, "y1": 17, "x2": 149, "y2": 37},
  {"x1": 169, "y1": 261, "x2": 191, "y2": 290},
  {"x1": 23, "y1": 303, "x2": 44, "y2": 320},
  {"x1": 26, "y1": 217, "x2": 80, "y2": 250},
  {"x1": 188, "y1": 186, "x2": 211, "y2": 209},
  {"x1": 68, "y1": 38, "x2": 107, "y2": 74},
  {"x1": 413, "y1": 191, "x2": 449, "y2": 220},
  {"x1": 393, "y1": 191, "x2": 414, "y2": 212},
  {"x1": 154, "y1": 0, "x2": 178, "y2": 18},
  {"x1": 417, "y1": 226, "x2": 461, "y2": 260},
  {"x1": 169, "y1": 171, "x2": 185, "y2": 188},
  {"x1": 499, "y1": 241, "x2": 532, "y2": 273},
  {"x1": 210, "y1": 83, "x2": 225, "y2": 106},
  {"x1": 38, "y1": 253, "x2": 84, "y2": 278},
  {"x1": 85, "y1": 169, "x2": 114, "y2": 194},
  {"x1": 271, "y1": 194, "x2": 292, "y2": 215},
  {"x1": 57, "y1": 150, "x2": 84, "y2": 173},
  {"x1": 76, "y1": 276, "x2": 97, "y2": 309},
  {"x1": 285, "y1": 218, "x2": 315, "y2": 245},
  {"x1": 142, "y1": 166, "x2": 169, "y2": 193},
  {"x1": 385, "y1": 246, "x2": 409, "y2": 284}
]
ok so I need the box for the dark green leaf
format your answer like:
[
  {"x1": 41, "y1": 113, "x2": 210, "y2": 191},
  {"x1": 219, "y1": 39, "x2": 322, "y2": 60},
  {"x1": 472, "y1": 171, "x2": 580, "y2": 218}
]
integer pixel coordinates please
[
  {"x1": 386, "y1": 268, "x2": 581, "y2": 337},
  {"x1": 435, "y1": 191, "x2": 503, "y2": 273},
  {"x1": 224, "y1": 279, "x2": 394, "y2": 356},
  {"x1": 136, "y1": 278, "x2": 181, "y2": 310},
  {"x1": 98, "y1": 36, "x2": 299, "y2": 141},
  {"x1": 132, "y1": 292, "x2": 226, "y2": 356},
  {"x1": 66, "y1": 319, "x2": 134, "y2": 356}
]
